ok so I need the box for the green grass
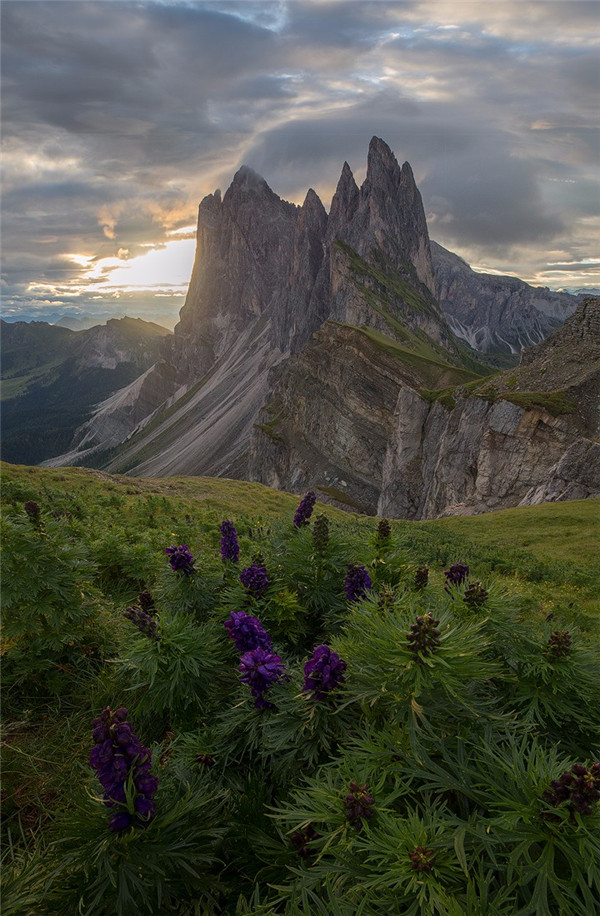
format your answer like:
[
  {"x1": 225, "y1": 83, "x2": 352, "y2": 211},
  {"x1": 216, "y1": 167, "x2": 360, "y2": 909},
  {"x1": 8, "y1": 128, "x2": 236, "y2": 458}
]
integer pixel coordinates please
[
  {"x1": 501, "y1": 390, "x2": 577, "y2": 416},
  {"x1": 429, "y1": 498, "x2": 599, "y2": 567}
]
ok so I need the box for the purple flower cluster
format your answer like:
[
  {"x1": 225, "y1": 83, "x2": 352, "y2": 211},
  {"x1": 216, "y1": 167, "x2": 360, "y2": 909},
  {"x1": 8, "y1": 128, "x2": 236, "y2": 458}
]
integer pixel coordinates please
[
  {"x1": 165, "y1": 544, "x2": 195, "y2": 576},
  {"x1": 291, "y1": 824, "x2": 320, "y2": 858},
  {"x1": 123, "y1": 606, "x2": 160, "y2": 641},
  {"x1": 312, "y1": 514, "x2": 329, "y2": 555},
  {"x1": 408, "y1": 846, "x2": 436, "y2": 872},
  {"x1": 302, "y1": 644, "x2": 347, "y2": 701},
  {"x1": 407, "y1": 614, "x2": 441, "y2": 663},
  {"x1": 138, "y1": 590, "x2": 155, "y2": 613},
  {"x1": 293, "y1": 490, "x2": 317, "y2": 528},
  {"x1": 239, "y1": 647, "x2": 286, "y2": 709},
  {"x1": 377, "y1": 518, "x2": 391, "y2": 542},
  {"x1": 224, "y1": 610, "x2": 272, "y2": 653},
  {"x1": 220, "y1": 520, "x2": 240, "y2": 563},
  {"x1": 195, "y1": 753, "x2": 216, "y2": 767},
  {"x1": 240, "y1": 563, "x2": 269, "y2": 598},
  {"x1": 414, "y1": 566, "x2": 429, "y2": 591},
  {"x1": 343, "y1": 781, "x2": 374, "y2": 830},
  {"x1": 546, "y1": 630, "x2": 572, "y2": 662},
  {"x1": 24, "y1": 500, "x2": 41, "y2": 524},
  {"x1": 542, "y1": 763, "x2": 600, "y2": 823},
  {"x1": 89, "y1": 707, "x2": 158, "y2": 832},
  {"x1": 444, "y1": 563, "x2": 470, "y2": 586},
  {"x1": 344, "y1": 564, "x2": 372, "y2": 603},
  {"x1": 463, "y1": 581, "x2": 489, "y2": 610}
]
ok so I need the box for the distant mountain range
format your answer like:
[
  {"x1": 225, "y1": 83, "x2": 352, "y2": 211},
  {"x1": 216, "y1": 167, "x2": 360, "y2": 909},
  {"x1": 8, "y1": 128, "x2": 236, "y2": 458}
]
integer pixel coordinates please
[
  {"x1": 9, "y1": 138, "x2": 599, "y2": 517},
  {"x1": 1, "y1": 317, "x2": 171, "y2": 465}
]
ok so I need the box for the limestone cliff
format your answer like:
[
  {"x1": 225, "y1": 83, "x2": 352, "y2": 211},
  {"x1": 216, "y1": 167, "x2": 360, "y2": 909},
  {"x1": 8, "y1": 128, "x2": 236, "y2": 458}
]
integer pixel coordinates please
[
  {"x1": 250, "y1": 298, "x2": 600, "y2": 517},
  {"x1": 54, "y1": 137, "x2": 461, "y2": 475}
]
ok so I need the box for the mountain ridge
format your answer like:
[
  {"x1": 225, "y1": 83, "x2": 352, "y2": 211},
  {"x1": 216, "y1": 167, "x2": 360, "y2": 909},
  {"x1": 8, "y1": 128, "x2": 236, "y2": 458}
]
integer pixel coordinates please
[{"x1": 33, "y1": 137, "x2": 597, "y2": 519}]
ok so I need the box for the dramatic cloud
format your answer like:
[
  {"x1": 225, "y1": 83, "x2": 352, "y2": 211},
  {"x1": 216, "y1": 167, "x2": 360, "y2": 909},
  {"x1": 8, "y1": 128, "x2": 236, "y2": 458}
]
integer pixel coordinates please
[{"x1": 1, "y1": 0, "x2": 598, "y2": 325}]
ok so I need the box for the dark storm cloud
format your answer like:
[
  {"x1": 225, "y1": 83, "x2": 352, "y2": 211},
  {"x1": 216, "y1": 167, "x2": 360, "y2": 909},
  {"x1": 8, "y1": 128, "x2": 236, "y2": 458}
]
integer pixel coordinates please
[{"x1": 1, "y1": 0, "x2": 598, "y2": 319}]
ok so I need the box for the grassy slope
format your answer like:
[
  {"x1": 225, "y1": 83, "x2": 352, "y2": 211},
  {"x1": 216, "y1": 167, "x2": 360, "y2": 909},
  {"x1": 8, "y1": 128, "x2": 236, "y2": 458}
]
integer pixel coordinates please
[{"x1": 2, "y1": 462, "x2": 598, "y2": 620}]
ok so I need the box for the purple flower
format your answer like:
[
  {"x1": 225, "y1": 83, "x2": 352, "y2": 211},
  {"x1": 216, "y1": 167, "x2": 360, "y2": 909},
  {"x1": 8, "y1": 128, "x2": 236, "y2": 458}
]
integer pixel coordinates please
[
  {"x1": 123, "y1": 605, "x2": 160, "y2": 640},
  {"x1": 444, "y1": 563, "x2": 470, "y2": 587},
  {"x1": 344, "y1": 781, "x2": 374, "y2": 830},
  {"x1": 220, "y1": 520, "x2": 240, "y2": 563},
  {"x1": 414, "y1": 566, "x2": 429, "y2": 591},
  {"x1": 165, "y1": 544, "x2": 195, "y2": 576},
  {"x1": 90, "y1": 707, "x2": 158, "y2": 831},
  {"x1": 109, "y1": 811, "x2": 133, "y2": 832},
  {"x1": 542, "y1": 762, "x2": 600, "y2": 823},
  {"x1": 377, "y1": 519, "x2": 391, "y2": 542},
  {"x1": 463, "y1": 581, "x2": 488, "y2": 609},
  {"x1": 239, "y1": 647, "x2": 286, "y2": 708},
  {"x1": 24, "y1": 500, "x2": 41, "y2": 524},
  {"x1": 294, "y1": 491, "x2": 317, "y2": 528},
  {"x1": 344, "y1": 564, "x2": 372, "y2": 603},
  {"x1": 546, "y1": 630, "x2": 572, "y2": 662},
  {"x1": 291, "y1": 825, "x2": 320, "y2": 858},
  {"x1": 303, "y1": 645, "x2": 347, "y2": 701},
  {"x1": 409, "y1": 846, "x2": 436, "y2": 872},
  {"x1": 406, "y1": 614, "x2": 441, "y2": 663},
  {"x1": 138, "y1": 590, "x2": 155, "y2": 614},
  {"x1": 224, "y1": 610, "x2": 272, "y2": 653},
  {"x1": 240, "y1": 563, "x2": 269, "y2": 598}
]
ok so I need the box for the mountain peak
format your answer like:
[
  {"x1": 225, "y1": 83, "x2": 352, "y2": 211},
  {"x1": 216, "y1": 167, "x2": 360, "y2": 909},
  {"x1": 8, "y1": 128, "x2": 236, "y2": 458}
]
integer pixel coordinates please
[
  {"x1": 230, "y1": 164, "x2": 270, "y2": 191},
  {"x1": 302, "y1": 187, "x2": 326, "y2": 214},
  {"x1": 366, "y1": 136, "x2": 401, "y2": 185},
  {"x1": 328, "y1": 161, "x2": 359, "y2": 237}
]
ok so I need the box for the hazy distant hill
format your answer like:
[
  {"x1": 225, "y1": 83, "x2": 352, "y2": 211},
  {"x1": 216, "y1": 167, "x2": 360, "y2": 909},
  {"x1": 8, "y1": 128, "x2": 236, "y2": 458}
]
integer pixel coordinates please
[{"x1": 1, "y1": 317, "x2": 171, "y2": 465}]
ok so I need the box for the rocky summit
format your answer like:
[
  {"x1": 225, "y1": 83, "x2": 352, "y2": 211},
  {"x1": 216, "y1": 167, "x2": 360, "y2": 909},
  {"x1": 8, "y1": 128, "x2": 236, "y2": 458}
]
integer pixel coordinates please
[{"x1": 42, "y1": 138, "x2": 598, "y2": 519}]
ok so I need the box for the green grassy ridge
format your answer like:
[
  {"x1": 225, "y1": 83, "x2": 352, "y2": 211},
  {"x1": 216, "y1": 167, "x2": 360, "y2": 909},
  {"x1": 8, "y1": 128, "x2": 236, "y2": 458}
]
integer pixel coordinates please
[
  {"x1": 419, "y1": 383, "x2": 578, "y2": 417},
  {"x1": 350, "y1": 325, "x2": 481, "y2": 387}
]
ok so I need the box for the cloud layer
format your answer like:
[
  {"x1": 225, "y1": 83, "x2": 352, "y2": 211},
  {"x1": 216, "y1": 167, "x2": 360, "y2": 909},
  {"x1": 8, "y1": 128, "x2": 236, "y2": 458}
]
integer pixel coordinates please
[{"x1": 2, "y1": 0, "x2": 598, "y2": 324}]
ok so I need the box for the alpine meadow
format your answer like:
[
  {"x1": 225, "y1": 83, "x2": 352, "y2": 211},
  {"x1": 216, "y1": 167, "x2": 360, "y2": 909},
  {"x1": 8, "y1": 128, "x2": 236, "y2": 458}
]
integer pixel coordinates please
[{"x1": 1, "y1": 463, "x2": 599, "y2": 914}]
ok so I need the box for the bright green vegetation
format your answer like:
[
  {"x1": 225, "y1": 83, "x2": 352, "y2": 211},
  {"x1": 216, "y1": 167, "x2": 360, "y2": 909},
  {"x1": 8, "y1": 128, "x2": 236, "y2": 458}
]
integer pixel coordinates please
[
  {"x1": 430, "y1": 498, "x2": 599, "y2": 567},
  {"x1": 419, "y1": 381, "x2": 578, "y2": 418},
  {"x1": 2, "y1": 462, "x2": 599, "y2": 915},
  {"x1": 501, "y1": 389, "x2": 577, "y2": 416},
  {"x1": 418, "y1": 386, "x2": 457, "y2": 409}
]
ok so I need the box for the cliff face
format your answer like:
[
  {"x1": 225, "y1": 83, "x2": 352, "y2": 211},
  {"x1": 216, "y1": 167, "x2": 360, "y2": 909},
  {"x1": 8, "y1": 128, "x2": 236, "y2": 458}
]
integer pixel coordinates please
[
  {"x1": 432, "y1": 241, "x2": 578, "y2": 355},
  {"x1": 250, "y1": 298, "x2": 600, "y2": 517}
]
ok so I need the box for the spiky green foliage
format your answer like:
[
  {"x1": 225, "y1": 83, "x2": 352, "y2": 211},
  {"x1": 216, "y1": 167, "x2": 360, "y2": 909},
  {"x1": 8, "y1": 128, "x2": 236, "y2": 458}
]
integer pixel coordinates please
[{"x1": 1, "y1": 463, "x2": 598, "y2": 915}]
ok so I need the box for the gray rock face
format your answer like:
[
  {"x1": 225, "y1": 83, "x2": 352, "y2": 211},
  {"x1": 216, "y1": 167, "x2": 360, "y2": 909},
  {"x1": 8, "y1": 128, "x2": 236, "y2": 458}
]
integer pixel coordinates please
[
  {"x1": 251, "y1": 298, "x2": 600, "y2": 518},
  {"x1": 378, "y1": 395, "x2": 594, "y2": 519},
  {"x1": 432, "y1": 241, "x2": 578, "y2": 355},
  {"x1": 52, "y1": 137, "x2": 452, "y2": 473}
]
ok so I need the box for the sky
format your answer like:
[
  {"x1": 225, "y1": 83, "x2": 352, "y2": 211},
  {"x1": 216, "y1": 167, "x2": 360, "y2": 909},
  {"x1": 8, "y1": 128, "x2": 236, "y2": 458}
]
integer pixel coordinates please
[{"x1": 1, "y1": 0, "x2": 599, "y2": 328}]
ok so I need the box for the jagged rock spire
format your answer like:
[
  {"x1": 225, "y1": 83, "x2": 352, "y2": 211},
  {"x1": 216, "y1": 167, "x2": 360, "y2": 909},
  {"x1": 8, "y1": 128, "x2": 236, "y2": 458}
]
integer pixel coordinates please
[{"x1": 327, "y1": 161, "x2": 359, "y2": 241}]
